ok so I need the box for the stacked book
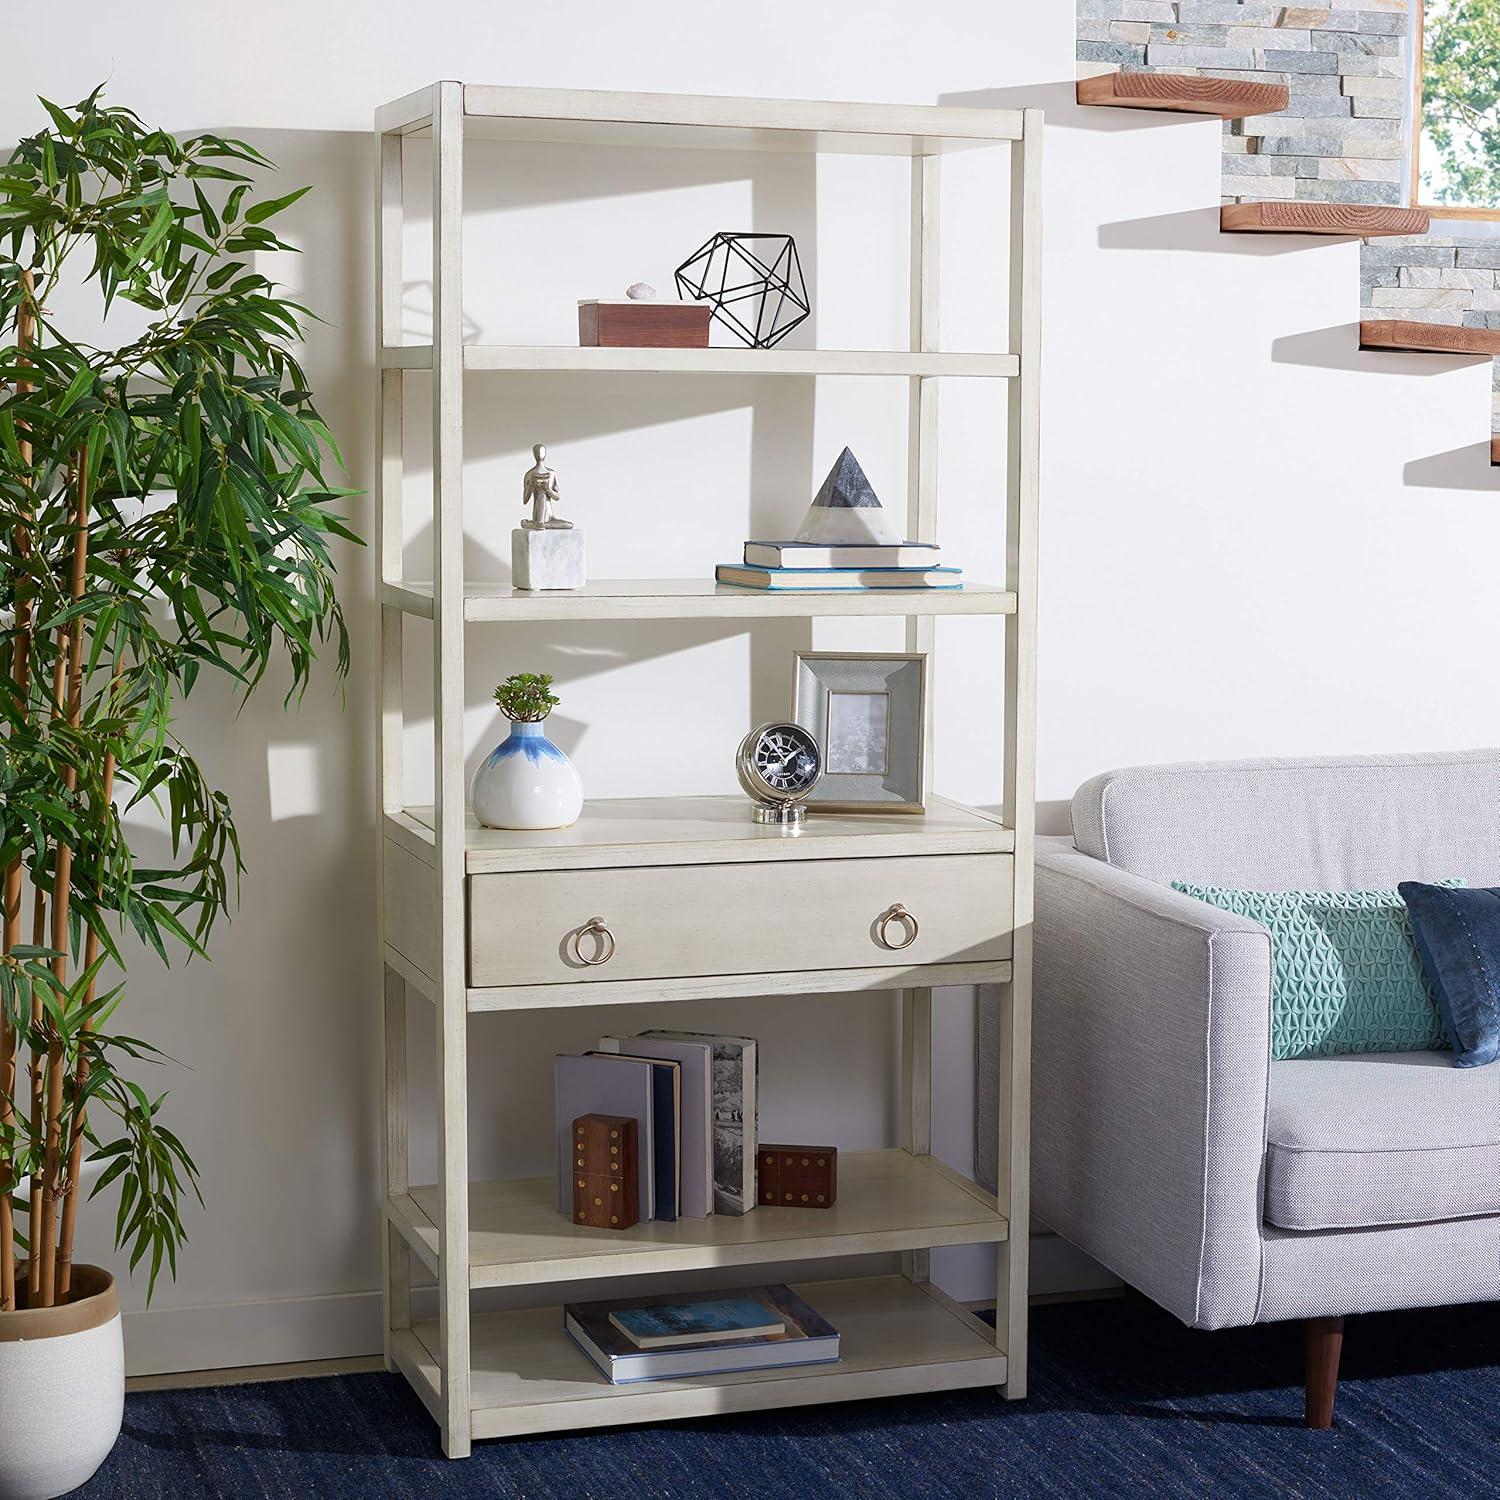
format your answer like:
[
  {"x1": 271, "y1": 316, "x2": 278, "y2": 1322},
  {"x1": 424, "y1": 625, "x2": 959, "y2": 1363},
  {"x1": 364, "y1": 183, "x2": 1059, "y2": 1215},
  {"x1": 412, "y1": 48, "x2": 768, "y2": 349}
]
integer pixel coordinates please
[
  {"x1": 715, "y1": 541, "x2": 961, "y2": 592},
  {"x1": 554, "y1": 1030, "x2": 758, "y2": 1223},
  {"x1": 565, "y1": 1284, "x2": 839, "y2": 1383}
]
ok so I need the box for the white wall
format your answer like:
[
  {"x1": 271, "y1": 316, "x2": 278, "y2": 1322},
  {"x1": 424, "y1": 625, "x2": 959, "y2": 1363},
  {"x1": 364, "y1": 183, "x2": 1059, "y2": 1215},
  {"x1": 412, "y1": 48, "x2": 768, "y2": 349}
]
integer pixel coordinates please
[{"x1": 5, "y1": 0, "x2": 1497, "y2": 1375}]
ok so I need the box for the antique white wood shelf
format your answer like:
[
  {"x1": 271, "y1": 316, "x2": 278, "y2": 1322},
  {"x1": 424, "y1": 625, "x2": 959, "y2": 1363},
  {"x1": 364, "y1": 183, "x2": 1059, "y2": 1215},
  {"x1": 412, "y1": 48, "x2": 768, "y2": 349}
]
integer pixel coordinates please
[{"x1": 375, "y1": 81, "x2": 1041, "y2": 1457}]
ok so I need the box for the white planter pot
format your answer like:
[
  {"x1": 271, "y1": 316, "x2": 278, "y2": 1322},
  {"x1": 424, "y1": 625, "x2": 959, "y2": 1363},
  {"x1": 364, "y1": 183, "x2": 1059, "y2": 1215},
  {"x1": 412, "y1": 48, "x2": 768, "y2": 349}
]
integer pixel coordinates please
[
  {"x1": 472, "y1": 720, "x2": 583, "y2": 830},
  {"x1": 0, "y1": 1266, "x2": 124, "y2": 1500}
]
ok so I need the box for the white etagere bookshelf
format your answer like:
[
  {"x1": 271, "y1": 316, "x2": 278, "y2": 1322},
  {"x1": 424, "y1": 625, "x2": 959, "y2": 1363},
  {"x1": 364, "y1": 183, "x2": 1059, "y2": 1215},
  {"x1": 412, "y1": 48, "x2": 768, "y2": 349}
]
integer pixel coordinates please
[{"x1": 375, "y1": 81, "x2": 1040, "y2": 1456}]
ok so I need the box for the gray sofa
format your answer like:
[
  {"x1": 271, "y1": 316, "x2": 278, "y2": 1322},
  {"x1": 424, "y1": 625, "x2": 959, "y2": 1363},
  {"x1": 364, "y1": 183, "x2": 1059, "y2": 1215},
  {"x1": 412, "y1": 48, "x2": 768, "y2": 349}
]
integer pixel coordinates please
[{"x1": 979, "y1": 750, "x2": 1500, "y2": 1427}]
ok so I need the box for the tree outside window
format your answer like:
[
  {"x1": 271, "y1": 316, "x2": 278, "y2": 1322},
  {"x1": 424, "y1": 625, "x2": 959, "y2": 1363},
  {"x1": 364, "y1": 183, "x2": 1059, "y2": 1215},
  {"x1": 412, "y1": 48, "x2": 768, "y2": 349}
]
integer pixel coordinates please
[{"x1": 1417, "y1": 0, "x2": 1500, "y2": 213}]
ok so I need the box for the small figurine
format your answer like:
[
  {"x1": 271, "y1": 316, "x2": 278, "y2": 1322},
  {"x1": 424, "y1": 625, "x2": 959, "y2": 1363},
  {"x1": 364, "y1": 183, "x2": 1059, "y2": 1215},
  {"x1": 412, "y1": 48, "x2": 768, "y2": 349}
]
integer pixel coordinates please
[{"x1": 521, "y1": 444, "x2": 573, "y2": 531}]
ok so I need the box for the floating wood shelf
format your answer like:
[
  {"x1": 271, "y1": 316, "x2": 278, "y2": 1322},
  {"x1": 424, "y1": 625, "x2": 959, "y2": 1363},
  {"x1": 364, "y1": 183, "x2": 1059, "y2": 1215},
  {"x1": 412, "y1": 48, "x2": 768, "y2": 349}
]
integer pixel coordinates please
[
  {"x1": 1221, "y1": 203, "x2": 1430, "y2": 237},
  {"x1": 1077, "y1": 71, "x2": 1289, "y2": 119},
  {"x1": 1359, "y1": 320, "x2": 1500, "y2": 357}
]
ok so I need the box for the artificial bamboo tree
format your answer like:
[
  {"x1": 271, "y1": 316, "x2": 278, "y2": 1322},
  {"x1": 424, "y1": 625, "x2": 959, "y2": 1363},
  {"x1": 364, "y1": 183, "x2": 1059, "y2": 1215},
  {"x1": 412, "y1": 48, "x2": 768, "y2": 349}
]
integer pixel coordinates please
[{"x1": 0, "y1": 89, "x2": 355, "y2": 1309}]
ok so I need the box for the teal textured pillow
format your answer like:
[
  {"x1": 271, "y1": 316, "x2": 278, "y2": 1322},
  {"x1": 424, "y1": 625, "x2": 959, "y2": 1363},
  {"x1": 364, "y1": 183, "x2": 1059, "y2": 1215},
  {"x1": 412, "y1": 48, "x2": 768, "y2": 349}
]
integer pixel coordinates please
[{"x1": 1171, "y1": 881, "x2": 1461, "y2": 1061}]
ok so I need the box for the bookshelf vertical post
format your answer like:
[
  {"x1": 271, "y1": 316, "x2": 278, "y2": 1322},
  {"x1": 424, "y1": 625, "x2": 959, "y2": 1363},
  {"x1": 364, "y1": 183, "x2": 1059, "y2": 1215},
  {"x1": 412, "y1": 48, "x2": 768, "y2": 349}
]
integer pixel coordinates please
[
  {"x1": 995, "y1": 107, "x2": 1042, "y2": 1399},
  {"x1": 431, "y1": 80, "x2": 473, "y2": 1459}
]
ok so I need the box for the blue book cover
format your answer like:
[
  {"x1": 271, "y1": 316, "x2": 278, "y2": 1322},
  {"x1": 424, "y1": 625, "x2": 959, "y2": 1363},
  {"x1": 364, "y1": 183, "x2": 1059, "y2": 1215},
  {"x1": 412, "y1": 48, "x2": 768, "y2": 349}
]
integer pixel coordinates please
[
  {"x1": 608, "y1": 1296, "x2": 784, "y2": 1348},
  {"x1": 565, "y1": 1283, "x2": 840, "y2": 1383},
  {"x1": 715, "y1": 563, "x2": 962, "y2": 592}
]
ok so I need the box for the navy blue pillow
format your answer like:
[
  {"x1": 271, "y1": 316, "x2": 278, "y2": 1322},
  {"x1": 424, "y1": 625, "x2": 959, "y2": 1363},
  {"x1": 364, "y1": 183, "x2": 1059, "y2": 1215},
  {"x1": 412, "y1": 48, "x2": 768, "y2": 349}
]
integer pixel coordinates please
[{"x1": 1398, "y1": 882, "x2": 1500, "y2": 1069}]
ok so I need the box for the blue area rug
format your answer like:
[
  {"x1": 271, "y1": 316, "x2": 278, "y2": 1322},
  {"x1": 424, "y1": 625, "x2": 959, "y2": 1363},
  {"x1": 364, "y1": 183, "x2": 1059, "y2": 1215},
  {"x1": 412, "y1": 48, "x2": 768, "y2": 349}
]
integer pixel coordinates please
[{"x1": 87, "y1": 1293, "x2": 1500, "y2": 1498}]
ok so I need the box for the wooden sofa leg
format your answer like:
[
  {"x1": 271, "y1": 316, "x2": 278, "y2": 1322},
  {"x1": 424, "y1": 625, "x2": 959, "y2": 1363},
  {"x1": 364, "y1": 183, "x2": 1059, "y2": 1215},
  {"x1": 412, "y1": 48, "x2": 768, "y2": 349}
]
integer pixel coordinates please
[{"x1": 1303, "y1": 1316, "x2": 1345, "y2": 1429}]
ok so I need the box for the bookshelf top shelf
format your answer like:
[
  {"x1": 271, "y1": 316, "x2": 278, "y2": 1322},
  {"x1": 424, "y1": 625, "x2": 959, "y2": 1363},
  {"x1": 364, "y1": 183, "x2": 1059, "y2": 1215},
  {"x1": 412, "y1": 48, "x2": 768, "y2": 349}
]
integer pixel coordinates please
[
  {"x1": 376, "y1": 83, "x2": 1027, "y2": 156},
  {"x1": 381, "y1": 346, "x2": 1018, "y2": 378}
]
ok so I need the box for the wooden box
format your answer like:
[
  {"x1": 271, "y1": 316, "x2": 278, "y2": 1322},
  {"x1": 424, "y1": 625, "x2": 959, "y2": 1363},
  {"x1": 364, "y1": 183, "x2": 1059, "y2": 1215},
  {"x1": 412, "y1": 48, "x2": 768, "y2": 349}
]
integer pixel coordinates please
[
  {"x1": 571, "y1": 1114, "x2": 639, "y2": 1230},
  {"x1": 578, "y1": 300, "x2": 711, "y2": 348},
  {"x1": 757, "y1": 1144, "x2": 837, "y2": 1209}
]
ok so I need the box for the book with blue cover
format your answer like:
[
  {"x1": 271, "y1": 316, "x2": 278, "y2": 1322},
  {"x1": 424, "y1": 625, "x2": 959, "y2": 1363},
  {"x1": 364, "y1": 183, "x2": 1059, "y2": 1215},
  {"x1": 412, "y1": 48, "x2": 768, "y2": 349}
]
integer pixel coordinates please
[
  {"x1": 608, "y1": 1295, "x2": 784, "y2": 1348},
  {"x1": 565, "y1": 1284, "x2": 839, "y2": 1383},
  {"x1": 591, "y1": 1052, "x2": 679, "y2": 1222},
  {"x1": 715, "y1": 563, "x2": 962, "y2": 591}
]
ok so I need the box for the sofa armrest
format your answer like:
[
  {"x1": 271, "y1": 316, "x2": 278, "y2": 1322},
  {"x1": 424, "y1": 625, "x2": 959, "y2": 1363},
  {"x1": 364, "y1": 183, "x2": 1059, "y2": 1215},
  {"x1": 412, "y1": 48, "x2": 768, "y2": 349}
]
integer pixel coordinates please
[{"x1": 1013, "y1": 839, "x2": 1272, "y2": 1329}]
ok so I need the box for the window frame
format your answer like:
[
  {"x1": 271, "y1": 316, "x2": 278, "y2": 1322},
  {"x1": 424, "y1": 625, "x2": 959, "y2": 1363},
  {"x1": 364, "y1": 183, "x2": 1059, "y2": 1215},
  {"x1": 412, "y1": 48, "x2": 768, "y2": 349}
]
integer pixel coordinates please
[{"x1": 1411, "y1": 0, "x2": 1500, "y2": 221}]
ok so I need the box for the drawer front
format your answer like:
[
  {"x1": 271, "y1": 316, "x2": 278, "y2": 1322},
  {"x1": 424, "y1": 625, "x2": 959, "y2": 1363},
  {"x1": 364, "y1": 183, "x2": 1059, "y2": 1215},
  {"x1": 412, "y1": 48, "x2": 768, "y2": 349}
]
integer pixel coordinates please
[{"x1": 468, "y1": 854, "x2": 1012, "y2": 988}]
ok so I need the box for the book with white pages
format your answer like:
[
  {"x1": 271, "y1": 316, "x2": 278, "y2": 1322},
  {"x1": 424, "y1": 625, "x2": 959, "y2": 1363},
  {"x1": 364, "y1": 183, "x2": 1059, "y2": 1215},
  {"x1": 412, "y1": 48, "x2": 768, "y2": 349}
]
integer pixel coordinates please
[
  {"x1": 641, "y1": 1030, "x2": 757, "y2": 1215},
  {"x1": 598, "y1": 1034, "x2": 713, "y2": 1218},
  {"x1": 715, "y1": 564, "x2": 961, "y2": 591},
  {"x1": 744, "y1": 540, "x2": 941, "y2": 569}
]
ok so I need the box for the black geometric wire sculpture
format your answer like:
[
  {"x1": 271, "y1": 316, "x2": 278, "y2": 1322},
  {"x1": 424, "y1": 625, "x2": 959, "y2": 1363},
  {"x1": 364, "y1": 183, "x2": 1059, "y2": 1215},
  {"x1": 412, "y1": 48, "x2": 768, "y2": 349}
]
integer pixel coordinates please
[{"x1": 674, "y1": 233, "x2": 810, "y2": 349}]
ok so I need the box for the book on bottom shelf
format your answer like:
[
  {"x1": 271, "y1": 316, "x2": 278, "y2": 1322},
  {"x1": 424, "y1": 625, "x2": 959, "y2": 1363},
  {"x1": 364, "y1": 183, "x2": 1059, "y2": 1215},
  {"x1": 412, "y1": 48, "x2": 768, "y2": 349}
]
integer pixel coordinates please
[
  {"x1": 565, "y1": 1284, "x2": 839, "y2": 1384},
  {"x1": 609, "y1": 1295, "x2": 784, "y2": 1348}
]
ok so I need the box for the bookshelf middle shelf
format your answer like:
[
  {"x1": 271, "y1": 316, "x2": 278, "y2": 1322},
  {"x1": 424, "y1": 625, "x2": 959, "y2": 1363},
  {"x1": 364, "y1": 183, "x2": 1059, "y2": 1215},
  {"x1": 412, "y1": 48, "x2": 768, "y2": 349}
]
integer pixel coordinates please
[
  {"x1": 386, "y1": 1148, "x2": 1008, "y2": 1291},
  {"x1": 382, "y1": 578, "x2": 1018, "y2": 623}
]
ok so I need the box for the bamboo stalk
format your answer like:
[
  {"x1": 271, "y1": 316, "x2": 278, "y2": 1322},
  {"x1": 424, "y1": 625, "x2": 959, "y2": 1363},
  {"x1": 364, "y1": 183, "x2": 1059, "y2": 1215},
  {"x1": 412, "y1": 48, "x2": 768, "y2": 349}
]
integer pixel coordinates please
[
  {"x1": 56, "y1": 657, "x2": 121, "y2": 1300},
  {"x1": 36, "y1": 451, "x2": 91, "y2": 1308},
  {"x1": 25, "y1": 882, "x2": 45, "y2": 1300},
  {"x1": 0, "y1": 269, "x2": 37, "y2": 1311},
  {"x1": 29, "y1": 642, "x2": 68, "y2": 1304}
]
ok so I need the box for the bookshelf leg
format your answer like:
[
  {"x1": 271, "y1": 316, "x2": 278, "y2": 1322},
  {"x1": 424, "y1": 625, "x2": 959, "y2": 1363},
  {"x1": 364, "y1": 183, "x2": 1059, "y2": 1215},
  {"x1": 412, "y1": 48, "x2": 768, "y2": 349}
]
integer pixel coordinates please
[
  {"x1": 993, "y1": 950, "x2": 1031, "y2": 1398},
  {"x1": 900, "y1": 987, "x2": 933, "y2": 1285},
  {"x1": 381, "y1": 967, "x2": 411, "y2": 1372}
]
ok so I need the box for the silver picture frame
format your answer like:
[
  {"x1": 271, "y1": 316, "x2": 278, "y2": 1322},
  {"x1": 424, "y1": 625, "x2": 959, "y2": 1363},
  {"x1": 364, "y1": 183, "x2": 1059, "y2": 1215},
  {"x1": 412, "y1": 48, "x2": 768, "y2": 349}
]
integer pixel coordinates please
[{"x1": 792, "y1": 651, "x2": 927, "y2": 813}]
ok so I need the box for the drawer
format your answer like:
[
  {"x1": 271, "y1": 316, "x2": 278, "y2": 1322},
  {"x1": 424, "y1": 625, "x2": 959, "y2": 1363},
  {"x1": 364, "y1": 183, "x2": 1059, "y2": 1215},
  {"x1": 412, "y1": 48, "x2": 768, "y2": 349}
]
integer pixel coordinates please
[{"x1": 467, "y1": 854, "x2": 1012, "y2": 988}]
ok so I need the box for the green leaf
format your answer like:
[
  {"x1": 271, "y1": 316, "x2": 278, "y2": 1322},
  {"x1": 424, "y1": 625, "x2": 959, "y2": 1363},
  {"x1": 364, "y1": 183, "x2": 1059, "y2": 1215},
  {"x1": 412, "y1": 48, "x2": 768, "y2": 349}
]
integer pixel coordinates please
[{"x1": 242, "y1": 185, "x2": 311, "y2": 225}]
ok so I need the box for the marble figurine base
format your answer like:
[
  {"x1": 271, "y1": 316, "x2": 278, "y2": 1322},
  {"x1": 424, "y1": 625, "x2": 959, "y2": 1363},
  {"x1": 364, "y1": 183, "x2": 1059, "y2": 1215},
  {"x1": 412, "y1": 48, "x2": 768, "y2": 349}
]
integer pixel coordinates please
[{"x1": 513, "y1": 526, "x2": 586, "y2": 591}]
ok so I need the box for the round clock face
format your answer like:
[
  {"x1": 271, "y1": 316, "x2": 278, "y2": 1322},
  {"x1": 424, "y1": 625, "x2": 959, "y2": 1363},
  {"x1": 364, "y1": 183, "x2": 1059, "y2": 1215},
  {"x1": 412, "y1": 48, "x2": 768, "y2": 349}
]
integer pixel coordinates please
[
  {"x1": 736, "y1": 722, "x2": 822, "y2": 811},
  {"x1": 750, "y1": 724, "x2": 820, "y2": 795}
]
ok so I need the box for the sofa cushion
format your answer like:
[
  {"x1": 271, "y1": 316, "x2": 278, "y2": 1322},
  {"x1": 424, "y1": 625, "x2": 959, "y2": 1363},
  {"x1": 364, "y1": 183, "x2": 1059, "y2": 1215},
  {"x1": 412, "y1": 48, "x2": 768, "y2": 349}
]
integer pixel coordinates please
[
  {"x1": 1071, "y1": 750, "x2": 1500, "y2": 891},
  {"x1": 1173, "y1": 881, "x2": 1451, "y2": 1060},
  {"x1": 1400, "y1": 881, "x2": 1500, "y2": 1069},
  {"x1": 1265, "y1": 1052, "x2": 1500, "y2": 1231}
]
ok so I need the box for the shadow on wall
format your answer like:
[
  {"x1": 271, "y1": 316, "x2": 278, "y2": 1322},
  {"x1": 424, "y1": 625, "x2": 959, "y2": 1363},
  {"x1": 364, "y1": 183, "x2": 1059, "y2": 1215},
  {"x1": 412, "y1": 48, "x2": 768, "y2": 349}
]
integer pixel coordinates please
[
  {"x1": 1403, "y1": 442, "x2": 1500, "y2": 491},
  {"x1": 1096, "y1": 206, "x2": 1353, "y2": 259},
  {"x1": 937, "y1": 81, "x2": 1202, "y2": 134},
  {"x1": 1272, "y1": 324, "x2": 1487, "y2": 377}
]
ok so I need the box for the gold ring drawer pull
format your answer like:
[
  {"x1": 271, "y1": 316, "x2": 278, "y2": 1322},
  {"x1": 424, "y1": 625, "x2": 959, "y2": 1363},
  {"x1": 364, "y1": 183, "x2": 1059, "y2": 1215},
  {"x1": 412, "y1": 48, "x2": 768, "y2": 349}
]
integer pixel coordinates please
[
  {"x1": 570, "y1": 917, "x2": 616, "y2": 967},
  {"x1": 877, "y1": 903, "x2": 919, "y2": 951}
]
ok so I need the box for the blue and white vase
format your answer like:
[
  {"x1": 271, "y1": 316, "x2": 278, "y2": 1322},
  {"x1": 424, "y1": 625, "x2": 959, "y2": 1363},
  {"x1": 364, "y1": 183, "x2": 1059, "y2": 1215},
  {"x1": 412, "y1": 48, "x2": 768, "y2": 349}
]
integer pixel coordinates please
[{"x1": 471, "y1": 719, "x2": 583, "y2": 830}]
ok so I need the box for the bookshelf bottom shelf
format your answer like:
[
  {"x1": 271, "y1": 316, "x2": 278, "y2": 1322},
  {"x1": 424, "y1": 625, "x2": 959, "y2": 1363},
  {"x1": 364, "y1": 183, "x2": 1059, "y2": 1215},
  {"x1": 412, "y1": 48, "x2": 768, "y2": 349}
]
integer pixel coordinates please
[{"x1": 393, "y1": 1275, "x2": 1007, "y2": 1440}]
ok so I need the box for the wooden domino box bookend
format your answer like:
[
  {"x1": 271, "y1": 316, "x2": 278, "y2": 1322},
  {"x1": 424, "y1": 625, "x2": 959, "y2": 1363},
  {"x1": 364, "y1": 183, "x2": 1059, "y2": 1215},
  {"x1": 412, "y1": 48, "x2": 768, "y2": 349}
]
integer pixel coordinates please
[
  {"x1": 757, "y1": 1145, "x2": 838, "y2": 1209},
  {"x1": 571, "y1": 1114, "x2": 640, "y2": 1230},
  {"x1": 578, "y1": 299, "x2": 711, "y2": 348}
]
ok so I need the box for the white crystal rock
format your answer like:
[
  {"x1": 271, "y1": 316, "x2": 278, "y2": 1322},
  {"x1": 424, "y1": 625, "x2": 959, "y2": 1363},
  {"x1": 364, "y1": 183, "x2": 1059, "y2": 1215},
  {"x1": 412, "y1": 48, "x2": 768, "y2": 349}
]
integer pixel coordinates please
[{"x1": 625, "y1": 282, "x2": 656, "y2": 300}]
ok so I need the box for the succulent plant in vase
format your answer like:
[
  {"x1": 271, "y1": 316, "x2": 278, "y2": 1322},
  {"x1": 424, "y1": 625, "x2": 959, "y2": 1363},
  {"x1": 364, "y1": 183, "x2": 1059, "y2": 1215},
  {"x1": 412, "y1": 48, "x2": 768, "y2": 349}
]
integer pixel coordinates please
[{"x1": 472, "y1": 673, "x2": 583, "y2": 831}]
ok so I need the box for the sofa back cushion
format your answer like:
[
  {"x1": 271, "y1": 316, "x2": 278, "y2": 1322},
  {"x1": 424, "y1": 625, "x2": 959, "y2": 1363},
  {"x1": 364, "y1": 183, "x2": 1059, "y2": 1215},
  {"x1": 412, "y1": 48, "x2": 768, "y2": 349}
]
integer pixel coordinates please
[{"x1": 1071, "y1": 751, "x2": 1500, "y2": 891}]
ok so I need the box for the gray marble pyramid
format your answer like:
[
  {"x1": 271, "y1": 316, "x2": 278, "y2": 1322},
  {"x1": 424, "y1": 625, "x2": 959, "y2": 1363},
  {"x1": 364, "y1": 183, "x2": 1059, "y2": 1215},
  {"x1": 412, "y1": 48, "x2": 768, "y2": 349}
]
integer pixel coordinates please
[{"x1": 794, "y1": 447, "x2": 901, "y2": 545}]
